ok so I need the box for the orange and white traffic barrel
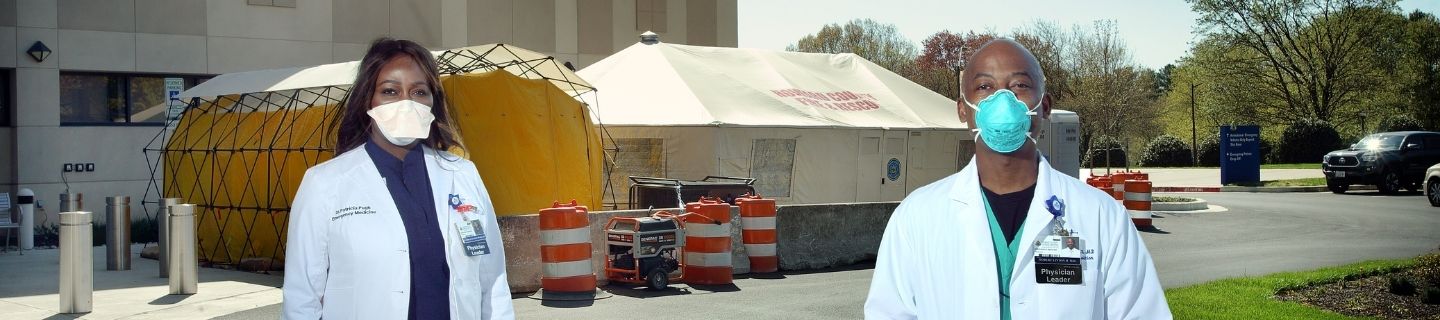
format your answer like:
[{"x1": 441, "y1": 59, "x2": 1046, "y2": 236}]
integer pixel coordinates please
[
  {"x1": 538, "y1": 200, "x2": 596, "y2": 293},
  {"x1": 736, "y1": 194, "x2": 778, "y2": 273},
  {"x1": 1090, "y1": 174, "x2": 1114, "y2": 197},
  {"x1": 1123, "y1": 180, "x2": 1153, "y2": 228},
  {"x1": 683, "y1": 197, "x2": 733, "y2": 285},
  {"x1": 1111, "y1": 173, "x2": 1136, "y2": 200}
]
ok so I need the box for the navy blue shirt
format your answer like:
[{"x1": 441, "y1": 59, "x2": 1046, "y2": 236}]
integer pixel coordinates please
[{"x1": 365, "y1": 140, "x2": 450, "y2": 320}]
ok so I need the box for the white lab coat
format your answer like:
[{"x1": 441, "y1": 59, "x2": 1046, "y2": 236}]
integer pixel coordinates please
[
  {"x1": 865, "y1": 156, "x2": 1170, "y2": 319},
  {"x1": 283, "y1": 146, "x2": 514, "y2": 320}
]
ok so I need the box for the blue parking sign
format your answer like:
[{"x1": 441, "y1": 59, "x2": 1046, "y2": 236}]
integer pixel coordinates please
[{"x1": 1219, "y1": 125, "x2": 1261, "y2": 185}]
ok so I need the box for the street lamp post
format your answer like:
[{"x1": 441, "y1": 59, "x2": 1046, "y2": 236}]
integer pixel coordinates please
[
  {"x1": 1360, "y1": 111, "x2": 1368, "y2": 135},
  {"x1": 952, "y1": 65, "x2": 962, "y2": 100},
  {"x1": 1190, "y1": 82, "x2": 1199, "y2": 166},
  {"x1": 951, "y1": 46, "x2": 968, "y2": 101}
]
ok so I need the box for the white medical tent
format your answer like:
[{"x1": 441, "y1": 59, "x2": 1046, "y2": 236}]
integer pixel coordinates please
[{"x1": 581, "y1": 41, "x2": 981, "y2": 207}]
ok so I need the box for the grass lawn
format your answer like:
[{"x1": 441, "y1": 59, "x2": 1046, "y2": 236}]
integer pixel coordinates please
[
  {"x1": 1260, "y1": 177, "x2": 1328, "y2": 187},
  {"x1": 1260, "y1": 163, "x2": 1322, "y2": 170},
  {"x1": 1165, "y1": 257, "x2": 1418, "y2": 319},
  {"x1": 1153, "y1": 196, "x2": 1197, "y2": 203},
  {"x1": 1134, "y1": 163, "x2": 1322, "y2": 170}
]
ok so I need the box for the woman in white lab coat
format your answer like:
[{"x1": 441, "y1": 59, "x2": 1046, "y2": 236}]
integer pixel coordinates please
[{"x1": 282, "y1": 38, "x2": 514, "y2": 320}]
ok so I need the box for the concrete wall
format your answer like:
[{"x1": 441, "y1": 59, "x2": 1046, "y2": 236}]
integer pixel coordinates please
[
  {"x1": 775, "y1": 202, "x2": 897, "y2": 270},
  {"x1": 497, "y1": 201, "x2": 898, "y2": 292}
]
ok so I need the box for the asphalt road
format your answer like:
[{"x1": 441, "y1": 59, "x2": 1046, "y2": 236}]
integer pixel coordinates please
[
  {"x1": 1144, "y1": 190, "x2": 1440, "y2": 288},
  {"x1": 215, "y1": 190, "x2": 1440, "y2": 319}
]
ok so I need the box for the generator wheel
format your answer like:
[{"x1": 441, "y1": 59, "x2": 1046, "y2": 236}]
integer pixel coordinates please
[{"x1": 646, "y1": 268, "x2": 669, "y2": 290}]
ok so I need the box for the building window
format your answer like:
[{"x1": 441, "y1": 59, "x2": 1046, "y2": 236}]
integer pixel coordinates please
[
  {"x1": 636, "y1": 0, "x2": 668, "y2": 33},
  {"x1": 607, "y1": 138, "x2": 665, "y2": 208},
  {"x1": 60, "y1": 73, "x2": 209, "y2": 126},
  {"x1": 247, "y1": 0, "x2": 295, "y2": 8},
  {"x1": 0, "y1": 69, "x2": 10, "y2": 127},
  {"x1": 750, "y1": 139, "x2": 796, "y2": 197}
]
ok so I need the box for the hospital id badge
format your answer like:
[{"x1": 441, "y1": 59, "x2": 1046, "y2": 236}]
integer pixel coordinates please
[
  {"x1": 1035, "y1": 235, "x2": 1082, "y2": 258},
  {"x1": 455, "y1": 219, "x2": 491, "y2": 256},
  {"x1": 1035, "y1": 256, "x2": 1083, "y2": 285}
]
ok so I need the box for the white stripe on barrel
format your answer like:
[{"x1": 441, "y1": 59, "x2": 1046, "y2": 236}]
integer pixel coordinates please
[
  {"x1": 684, "y1": 222, "x2": 732, "y2": 238},
  {"x1": 740, "y1": 216, "x2": 776, "y2": 230},
  {"x1": 539, "y1": 227, "x2": 590, "y2": 246},
  {"x1": 541, "y1": 260, "x2": 593, "y2": 278},
  {"x1": 744, "y1": 243, "x2": 777, "y2": 256},
  {"x1": 684, "y1": 251, "x2": 733, "y2": 267}
]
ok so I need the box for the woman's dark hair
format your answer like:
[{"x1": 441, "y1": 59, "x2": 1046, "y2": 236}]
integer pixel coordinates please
[{"x1": 333, "y1": 37, "x2": 465, "y2": 155}]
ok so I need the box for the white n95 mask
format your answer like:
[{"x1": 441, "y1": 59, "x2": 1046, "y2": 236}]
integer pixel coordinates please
[{"x1": 367, "y1": 99, "x2": 435, "y2": 146}]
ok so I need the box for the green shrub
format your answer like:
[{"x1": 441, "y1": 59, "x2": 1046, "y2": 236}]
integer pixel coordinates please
[
  {"x1": 1278, "y1": 119, "x2": 1342, "y2": 163},
  {"x1": 1154, "y1": 196, "x2": 1196, "y2": 203},
  {"x1": 1388, "y1": 275, "x2": 1417, "y2": 295},
  {"x1": 1196, "y1": 136, "x2": 1220, "y2": 166},
  {"x1": 1423, "y1": 287, "x2": 1440, "y2": 305},
  {"x1": 1417, "y1": 254, "x2": 1440, "y2": 288},
  {"x1": 1378, "y1": 114, "x2": 1425, "y2": 132},
  {"x1": 84, "y1": 218, "x2": 161, "y2": 247},
  {"x1": 93, "y1": 223, "x2": 105, "y2": 247},
  {"x1": 131, "y1": 217, "x2": 158, "y2": 244},
  {"x1": 34, "y1": 224, "x2": 58, "y2": 248},
  {"x1": 1141, "y1": 135, "x2": 1194, "y2": 167},
  {"x1": 1083, "y1": 135, "x2": 1128, "y2": 167},
  {"x1": 1259, "y1": 138, "x2": 1276, "y2": 164}
]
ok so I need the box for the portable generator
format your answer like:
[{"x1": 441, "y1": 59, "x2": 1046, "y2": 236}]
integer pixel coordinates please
[{"x1": 602, "y1": 210, "x2": 722, "y2": 290}]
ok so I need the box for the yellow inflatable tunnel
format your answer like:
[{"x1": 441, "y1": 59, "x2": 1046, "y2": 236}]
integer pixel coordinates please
[{"x1": 161, "y1": 70, "x2": 603, "y2": 264}]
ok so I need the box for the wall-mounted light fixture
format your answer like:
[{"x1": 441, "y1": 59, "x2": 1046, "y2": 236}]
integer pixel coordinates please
[{"x1": 27, "y1": 41, "x2": 51, "y2": 63}]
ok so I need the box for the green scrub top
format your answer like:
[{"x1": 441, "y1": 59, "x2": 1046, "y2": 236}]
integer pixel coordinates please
[{"x1": 982, "y1": 195, "x2": 1024, "y2": 320}]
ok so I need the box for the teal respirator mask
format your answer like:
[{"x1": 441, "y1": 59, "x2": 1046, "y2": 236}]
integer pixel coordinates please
[{"x1": 964, "y1": 89, "x2": 1041, "y2": 154}]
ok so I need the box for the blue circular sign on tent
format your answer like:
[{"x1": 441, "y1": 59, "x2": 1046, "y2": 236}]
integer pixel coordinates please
[{"x1": 887, "y1": 158, "x2": 901, "y2": 181}]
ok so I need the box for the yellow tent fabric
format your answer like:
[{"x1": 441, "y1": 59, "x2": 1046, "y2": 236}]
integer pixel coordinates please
[
  {"x1": 162, "y1": 70, "x2": 603, "y2": 264},
  {"x1": 442, "y1": 71, "x2": 605, "y2": 216},
  {"x1": 163, "y1": 98, "x2": 337, "y2": 264}
]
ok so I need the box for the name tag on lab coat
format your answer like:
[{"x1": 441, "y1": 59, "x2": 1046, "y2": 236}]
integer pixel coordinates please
[
  {"x1": 1035, "y1": 235, "x2": 1083, "y2": 285},
  {"x1": 456, "y1": 219, "x2": 491, "y2": 256}
]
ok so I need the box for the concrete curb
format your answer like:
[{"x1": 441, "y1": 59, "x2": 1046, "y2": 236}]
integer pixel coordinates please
[
  {"x1": 1155, "y1": 185, "x2": 1376, "y2": 193},
  {"x1": 1220, "y1": 185, "x2": 1377, "y2": 193},
  {"x1": 1152, "y1": 199, "x2": 1208, "y2": 211},
  {"x1": 1154, "y1": 187, "x2": 1220, "y2": 193}
]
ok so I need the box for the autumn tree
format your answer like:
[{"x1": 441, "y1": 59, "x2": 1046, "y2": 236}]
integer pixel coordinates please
[{"x1": 912, "y1": 30, "x2": 996, "y2": 100}]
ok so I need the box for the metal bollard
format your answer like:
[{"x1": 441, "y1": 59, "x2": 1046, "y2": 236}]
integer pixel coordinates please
[
  {"x1": 168, "y1": 204, "x2": 197, "y2": 295},
  {"x1": 59, "y1": 211, "x2": 93, "y2": 314},
  {"x1": 106, "y1": 196, "x2": 132, "y2": 271},
  {"x1": 158, "y1": 198, "x2": 180, "y2": 278},
  {"x1": 61, "y1": 193, "x2": 82, "y2": 213}
]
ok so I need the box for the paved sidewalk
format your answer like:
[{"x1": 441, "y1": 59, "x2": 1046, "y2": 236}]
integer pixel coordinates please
[
  {"x1": 0, "y1": 244, "x2": 282, "y2": 320},
  {"x1": 1079, "y1": 168, "x2": 1324, "y2": 187}
]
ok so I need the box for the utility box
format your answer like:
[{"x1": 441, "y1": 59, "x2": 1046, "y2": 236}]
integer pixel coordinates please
[{"x1": 1038, "y1": 110, "x2": 1082, "y2": 179}]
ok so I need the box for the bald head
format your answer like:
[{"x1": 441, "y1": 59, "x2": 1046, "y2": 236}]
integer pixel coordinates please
[
  {"x1": 957, "y1": 38, "x2": 1052, "y2": 141},
  {"x1": 962, "y1": 38, "x2": 1047, "y2": 104}
]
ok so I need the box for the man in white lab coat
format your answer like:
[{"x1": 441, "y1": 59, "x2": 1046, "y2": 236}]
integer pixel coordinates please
[{"x1": 864, "y1": 39, "x2": 1170, "y2": 319}]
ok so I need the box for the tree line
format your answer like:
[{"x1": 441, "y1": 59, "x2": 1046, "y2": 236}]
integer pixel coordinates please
[{"x1": 787, "y1": 0, "x2": 1439, "y2": 166}]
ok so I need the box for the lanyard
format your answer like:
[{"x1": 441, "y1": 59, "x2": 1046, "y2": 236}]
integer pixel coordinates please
[{"x1": 981, "y1": 195, "x2": 1024, "y2": 320}]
